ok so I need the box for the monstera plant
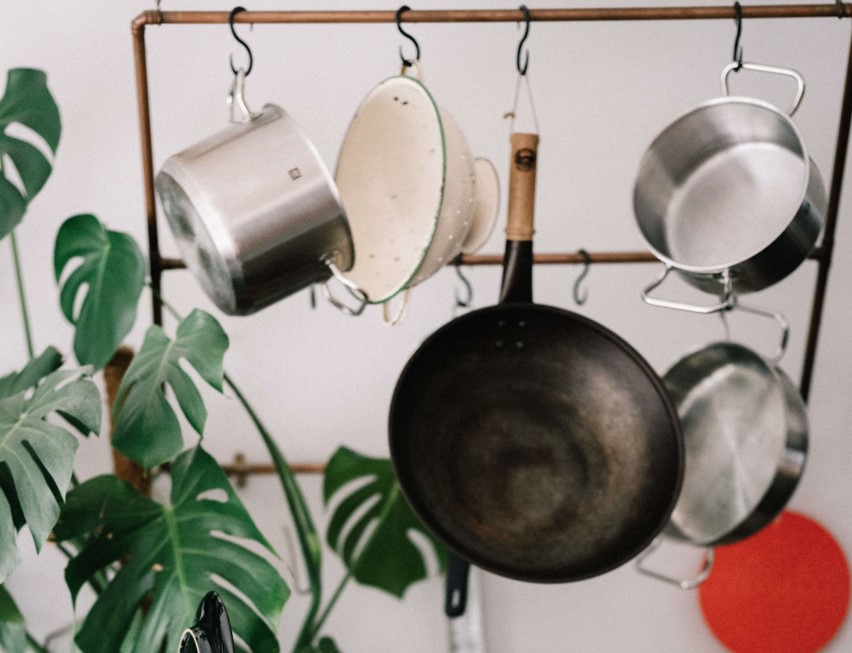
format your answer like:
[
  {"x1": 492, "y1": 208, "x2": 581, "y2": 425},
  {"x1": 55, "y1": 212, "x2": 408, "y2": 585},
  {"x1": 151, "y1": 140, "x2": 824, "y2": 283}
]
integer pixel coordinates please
[{"x1": 0, "y1": 67, "x2": 447, "y2": 653}]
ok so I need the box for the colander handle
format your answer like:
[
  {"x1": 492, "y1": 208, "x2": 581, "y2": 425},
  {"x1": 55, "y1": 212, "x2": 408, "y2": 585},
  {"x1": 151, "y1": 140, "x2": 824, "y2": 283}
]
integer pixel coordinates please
[{"x1": 721, "y1": 61, "x2": 806, "y2": 117}]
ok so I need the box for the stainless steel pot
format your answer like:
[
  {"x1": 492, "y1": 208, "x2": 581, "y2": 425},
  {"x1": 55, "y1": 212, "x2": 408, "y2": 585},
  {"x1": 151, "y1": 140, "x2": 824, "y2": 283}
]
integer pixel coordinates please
[
  {"x1": 635, "y1": 63, "x2": 826, "y2": 307},
  {"x1": 636, "y1": 334, "x2": 807, "y2": 589},
  {"x1": 156, "y1": 70, "x2": 353, "y2": 316}
]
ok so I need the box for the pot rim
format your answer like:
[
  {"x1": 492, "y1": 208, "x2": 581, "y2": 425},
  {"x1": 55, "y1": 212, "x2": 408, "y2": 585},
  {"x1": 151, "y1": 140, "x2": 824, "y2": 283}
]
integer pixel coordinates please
[{"x1": 634, "y1": 95, "x2": 817, "y2": 277}]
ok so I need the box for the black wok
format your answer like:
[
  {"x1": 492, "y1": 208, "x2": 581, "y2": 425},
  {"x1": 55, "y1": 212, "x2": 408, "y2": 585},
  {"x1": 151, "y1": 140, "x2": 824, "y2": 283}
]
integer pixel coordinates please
[{"x1": 389, "y1": 133, "x2": 684, "y2": 583}]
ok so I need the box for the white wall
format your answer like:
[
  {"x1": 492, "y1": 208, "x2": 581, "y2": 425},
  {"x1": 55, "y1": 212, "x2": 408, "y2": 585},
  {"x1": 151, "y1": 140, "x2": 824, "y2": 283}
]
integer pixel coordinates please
[{"x1": 2, "y1": 1, "x2": 851, "y2": 651}]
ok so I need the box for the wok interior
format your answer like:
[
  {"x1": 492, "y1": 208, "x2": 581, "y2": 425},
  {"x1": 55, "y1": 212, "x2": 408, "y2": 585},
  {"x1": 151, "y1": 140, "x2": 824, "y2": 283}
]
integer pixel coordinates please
[
  {"x1": 634, "y1": 100, "x2": 809, "y2": 271},
  {"x1": 390, "y1": 304, "x2": 683, "y2": 582}
]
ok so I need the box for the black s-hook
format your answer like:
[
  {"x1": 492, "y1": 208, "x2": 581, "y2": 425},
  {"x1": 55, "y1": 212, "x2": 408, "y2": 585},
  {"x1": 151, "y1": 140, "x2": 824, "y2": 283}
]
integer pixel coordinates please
[
  {"x1": 573, "y1": 249, "x2": 591, "y2": 306},
  {"x1": 396, "y1": 6, "x2": 421, "y2": 67},
  {"x1": 516, "y1": 5, "x2": 531, "y2": 75},
  {"x1": 732, "y1": 2, "x2": 743, "y2": 71},
  {"x1": 229, "y1": 6, "x2": 254, "y2": 76}
]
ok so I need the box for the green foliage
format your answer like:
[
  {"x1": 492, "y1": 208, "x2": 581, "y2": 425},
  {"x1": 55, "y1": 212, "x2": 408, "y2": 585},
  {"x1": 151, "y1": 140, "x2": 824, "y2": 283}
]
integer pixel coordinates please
[
  {"x1": 0, "y1": 68, "x2": 61, "y2": 240},
  {"x1": 54, "y1": 214, "x2": 145, "y2": 370},
  {"x1": 323, "y1": 447, "x2": 448, "y2": 598},
  {"x1": 54, "y1": 446, "x2": 288, "y2": 653},
  {"x1": 296, "y1": 637, "x2": 341, "y2": 653},
  {"x1": 111, "y1": 309, "x2": 228, "y2": 468},
  {"x1": 0, "y1": 352, "x2": 100, "y2": 582},
  {"x1": 0, "y1": 585, "x2": 26, "y2": 653}
]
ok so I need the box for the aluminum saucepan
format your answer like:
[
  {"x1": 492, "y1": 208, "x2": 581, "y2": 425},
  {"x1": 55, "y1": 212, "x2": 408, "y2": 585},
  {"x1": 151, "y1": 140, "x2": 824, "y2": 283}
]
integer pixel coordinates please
[
  {"x1": 634, "y1": 62, "x2": 825, "y2": 308},
  {"x1": 389, "y1": 133, "x2": 683, "y2": 583},
  {"x1": 156, "y1": 69, "x2": 353, "y2": 316}
]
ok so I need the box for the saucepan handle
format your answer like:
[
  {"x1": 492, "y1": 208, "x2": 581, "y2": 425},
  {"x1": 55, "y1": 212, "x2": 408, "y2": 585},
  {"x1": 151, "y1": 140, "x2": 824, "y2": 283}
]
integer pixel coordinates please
[
  {"x1": 320, "y1": 256, "x2": 368, "y2": 317},
  {"x1": 721, "y1": 61, "x2": 806, "y2": 117},
  {"x1": 732, "y1": 301, "x2": 790, "y2": 363},
  {"x1": 641, "y1": 265, "x2": 735, "y2": 314},
  {"x1": 227, "y1": 67, "x2": 256, "y2": 123},
  {"x1": 635, "y1": 537, "x2": 715, "y2": 590}
]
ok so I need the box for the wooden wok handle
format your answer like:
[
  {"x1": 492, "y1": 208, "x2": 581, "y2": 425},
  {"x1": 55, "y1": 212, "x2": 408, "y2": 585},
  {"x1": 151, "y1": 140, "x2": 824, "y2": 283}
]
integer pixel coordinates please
[{"x1": 506, "y1": 132, "x2": 539, "y2": 242}]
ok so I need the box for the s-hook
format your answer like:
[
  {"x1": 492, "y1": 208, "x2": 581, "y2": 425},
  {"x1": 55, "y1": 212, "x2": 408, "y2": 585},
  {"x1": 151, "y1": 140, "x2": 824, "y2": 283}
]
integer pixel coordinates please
[
  {"x1": 732, "y1": 2, "x2": 744, "y2": 71},
  {"x1": 396, "y1": 6, "x2": 421, "y2": 67},
  {"x1": 229, "y1": 6, "x2": 254, "y2": 76},
  {"x1": 573, "y1": 249, "x2": 591, "y2": 306},
  {"x1": 453, "y1": 256, "x2": 474, "y2": 310},
  {"x1": 838, "y1": 0, "x2": 847, "y2": 18},
  {"x1": 516, "y1": 5, "x2": 531, "y2": 75}
]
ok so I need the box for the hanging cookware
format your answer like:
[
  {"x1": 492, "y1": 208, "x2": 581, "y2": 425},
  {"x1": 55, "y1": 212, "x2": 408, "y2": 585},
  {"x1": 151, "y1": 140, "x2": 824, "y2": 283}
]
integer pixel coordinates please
[
  {"x1": 634, "y1": 62, "x2": 826, "y2": 307},
  {"x1": 324, "y1": 62, "x2": 499, "y2": 316},
  {"x1": 636, "y1": 310, "x2": 807, "y2": 588},
  {"x1": 389, "y1": 133, "x2": 683, "y2": 583},
  {"x1": 156, "y1": 69, "x2": 353, "y2": 316}
]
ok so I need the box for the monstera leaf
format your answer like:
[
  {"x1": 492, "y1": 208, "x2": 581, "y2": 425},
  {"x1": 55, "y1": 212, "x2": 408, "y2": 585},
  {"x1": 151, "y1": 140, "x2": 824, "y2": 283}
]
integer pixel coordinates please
[
  {"x1": 0, "y1": 68, "x2": 61, "y2": 240},
  {"x1": 54, "y1": 214, "x2": 145, "y2": 370},
  {"x1": 111, "y1": 309, "x2": 228, "y2": 468},
  {"x1": 0, "y1": 585, "x2": 26, "y2": 653},
  {"x1": 54, "y1": 446, "x2": 288, "y2": 653},
  {"x1": 0, "y1": 352, "x2": 100, "y2": 583},
  {"x1": 323, "y1": 447, "x2": 448, "y2": 598}
]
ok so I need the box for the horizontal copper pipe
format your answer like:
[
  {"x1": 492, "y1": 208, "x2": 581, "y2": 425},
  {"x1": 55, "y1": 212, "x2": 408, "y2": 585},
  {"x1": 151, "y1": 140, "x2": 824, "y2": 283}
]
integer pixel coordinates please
[
  {"x1": 154, "y1": 247, "x2": 823, "y2": 270},
  {"x1": 222, "y1": 455, "x2": 326, "y2": 488},
  {"x1": 134, "y1": 4, "x2": 848, "y2": 29}
]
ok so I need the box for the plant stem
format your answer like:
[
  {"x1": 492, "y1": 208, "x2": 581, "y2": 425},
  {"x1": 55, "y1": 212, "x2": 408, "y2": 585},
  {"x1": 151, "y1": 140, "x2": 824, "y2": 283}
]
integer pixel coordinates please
[
  {"x1": 222, "y1": 373, "x2": 324, "y2": 648},
  {"x1": 26, "y1": 632, "x2": 47, "y2": 653},
  {"x1": 10, "y1": 231, "x2": 35, "y2": 359},
  {"x1": 308, "y1": 485, "x2": 400, "y2": 641}
]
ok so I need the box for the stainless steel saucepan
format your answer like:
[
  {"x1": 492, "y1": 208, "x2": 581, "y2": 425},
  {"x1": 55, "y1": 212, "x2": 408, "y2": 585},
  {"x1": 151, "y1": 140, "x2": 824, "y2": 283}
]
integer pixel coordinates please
[{"x1": 635, "y1": 62, "x2": 826, "y2": 310}]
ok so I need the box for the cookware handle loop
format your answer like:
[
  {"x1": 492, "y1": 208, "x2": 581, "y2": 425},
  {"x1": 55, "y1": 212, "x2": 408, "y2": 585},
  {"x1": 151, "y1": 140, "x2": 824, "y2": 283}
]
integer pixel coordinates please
[
  {"x1": 400, "y1": 58, "x2": 424, "y2": 80},
  {"x1": 641, "y1": 265, "x2": 735, "y2": 314},
  {"x1": 227, "y1": 67, "x2": 255, "y2": 123},
  {"x1": 320, "y1": 257, "x2": 368, "y2": 317},
  {"x1": 733, "y1": 300, "x2": 790, "y2": 362},
  {"x1": 721, "y1": 61, "x2": 806, "y2": 117},
  {"x1": 382, "y1": 288, "x2": 411, "y2": 326},
  {"x1": 635, "y1": 538, "x2": 716, "y2": 590}
]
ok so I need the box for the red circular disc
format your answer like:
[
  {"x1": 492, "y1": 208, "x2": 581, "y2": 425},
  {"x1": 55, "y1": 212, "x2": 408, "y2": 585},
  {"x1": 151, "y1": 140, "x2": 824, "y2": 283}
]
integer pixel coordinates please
[{"x1": 699, "y1": 511, "x2": 850, "y2": 653}]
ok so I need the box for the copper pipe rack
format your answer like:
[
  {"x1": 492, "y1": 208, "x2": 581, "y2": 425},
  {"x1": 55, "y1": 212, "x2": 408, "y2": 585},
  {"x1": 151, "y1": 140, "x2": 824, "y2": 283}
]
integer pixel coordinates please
[{"x1": 133, "y1": 5, "x2": 851, "y2": 441}]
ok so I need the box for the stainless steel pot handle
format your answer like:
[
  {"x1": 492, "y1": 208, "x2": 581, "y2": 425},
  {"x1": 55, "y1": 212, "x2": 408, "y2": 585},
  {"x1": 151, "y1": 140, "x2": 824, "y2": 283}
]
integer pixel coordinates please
[
  {"x1": 320, "y1": 256, "x2": 368, "y2": 317},
  {"x1": 641, "y1": 265, "x2": 735, "y2": 314},
  {"x1": 721, "y1": 61, "x2": 806, "y2": 117},
  {"x1": 634, "y1": 537, "x2": 715, "y2": 590},
  {"x1": 227, "y1": 67, "x2": 256, "y2": 123},
  {"x1": 731, "y1": 300, "x2": 790, "y2": 363}
]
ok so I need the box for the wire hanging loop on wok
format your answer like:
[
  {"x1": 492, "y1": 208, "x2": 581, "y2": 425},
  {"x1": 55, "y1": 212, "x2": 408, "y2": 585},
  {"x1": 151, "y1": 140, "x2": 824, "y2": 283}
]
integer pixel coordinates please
[
  {"x1": 732, "y1": 2, "x2": 744, "y2": 71},
  {"x1": 229, "y1": 6, "x2": 254, "y2": 76},
  {"x1": 396, "y1": 6, "x2": 421, "y2": 68},
  {"x1": 516, "y1": 5, "x2": 532, "y2": 75}
]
